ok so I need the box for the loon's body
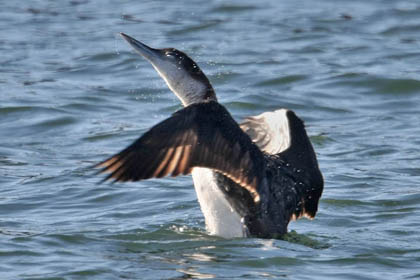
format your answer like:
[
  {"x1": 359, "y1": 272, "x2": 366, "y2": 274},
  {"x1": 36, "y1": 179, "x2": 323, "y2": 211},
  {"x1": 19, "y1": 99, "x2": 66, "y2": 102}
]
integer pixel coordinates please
[{"x1": 96, "y1": 33, "x2": 324, "y2": 238}]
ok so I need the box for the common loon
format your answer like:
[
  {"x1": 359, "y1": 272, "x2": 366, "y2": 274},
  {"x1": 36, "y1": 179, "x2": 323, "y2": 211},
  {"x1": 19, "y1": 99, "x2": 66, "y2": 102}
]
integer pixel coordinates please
[{"x1": 95, "y1": 33, "x2": 324, "y2": 239}]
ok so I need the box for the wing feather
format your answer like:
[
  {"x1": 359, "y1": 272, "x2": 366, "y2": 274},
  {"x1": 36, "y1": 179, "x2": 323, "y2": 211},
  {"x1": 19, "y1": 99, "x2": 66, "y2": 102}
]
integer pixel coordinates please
[
  {"x1": 240, "y1": 109, "x2": 291, "y2": 155},
  {"x1": 95, "y1": 101, "x2": 266, "y2": 202}
]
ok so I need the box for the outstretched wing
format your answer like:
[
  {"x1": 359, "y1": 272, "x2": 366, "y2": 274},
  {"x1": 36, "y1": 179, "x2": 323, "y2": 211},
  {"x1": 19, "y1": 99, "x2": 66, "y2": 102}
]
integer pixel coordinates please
[
  {"x1": 241, "y1": 109, "x2": 324, "y2": 220},
  {"x1": 95, "y1": 101, "x2": 266, "y2": 202}
]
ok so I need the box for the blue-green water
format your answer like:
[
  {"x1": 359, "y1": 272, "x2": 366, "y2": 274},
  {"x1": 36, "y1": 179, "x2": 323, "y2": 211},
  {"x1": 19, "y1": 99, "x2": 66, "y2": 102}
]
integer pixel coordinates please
[{"x1": 1, "y1": 0, "x2": 420, "y2": 279}]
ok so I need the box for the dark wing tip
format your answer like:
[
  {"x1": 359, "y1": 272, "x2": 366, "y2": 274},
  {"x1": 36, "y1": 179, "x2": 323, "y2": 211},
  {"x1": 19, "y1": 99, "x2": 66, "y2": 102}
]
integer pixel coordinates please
[{"x1": 289, "y1": 179, "x2": 323, "y2": 221}]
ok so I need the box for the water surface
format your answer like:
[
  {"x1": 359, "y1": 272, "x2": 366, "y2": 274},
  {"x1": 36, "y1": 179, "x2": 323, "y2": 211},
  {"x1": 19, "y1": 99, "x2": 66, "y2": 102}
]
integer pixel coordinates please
[{"x1": 1, "y1": 0, "x2": 420, "y2": 279}]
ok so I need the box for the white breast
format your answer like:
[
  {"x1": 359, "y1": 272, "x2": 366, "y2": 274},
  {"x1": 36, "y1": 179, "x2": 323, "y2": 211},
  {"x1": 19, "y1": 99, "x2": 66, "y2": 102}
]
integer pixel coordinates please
[{"x1": 191, "y1": 168, "x2": 245, "y2": 238}]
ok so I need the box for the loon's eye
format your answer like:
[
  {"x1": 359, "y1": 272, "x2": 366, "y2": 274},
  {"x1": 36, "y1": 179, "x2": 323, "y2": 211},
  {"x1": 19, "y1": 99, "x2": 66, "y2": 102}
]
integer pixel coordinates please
[{"x1": 165, "y1": 51, "x2": 176, "y2": 58}]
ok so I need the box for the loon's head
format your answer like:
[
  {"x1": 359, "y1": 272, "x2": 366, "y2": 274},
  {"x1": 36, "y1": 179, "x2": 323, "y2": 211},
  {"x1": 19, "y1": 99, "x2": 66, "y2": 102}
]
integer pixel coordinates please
[{"x1": 120, "y1": 33, "x2": 216, "y2": 106}]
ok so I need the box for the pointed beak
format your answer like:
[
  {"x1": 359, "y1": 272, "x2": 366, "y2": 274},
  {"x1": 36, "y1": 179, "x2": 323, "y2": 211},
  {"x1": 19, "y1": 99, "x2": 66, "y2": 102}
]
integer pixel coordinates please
[{"x1": 120, "y1": 33, "x2": 162, "y2": 63}]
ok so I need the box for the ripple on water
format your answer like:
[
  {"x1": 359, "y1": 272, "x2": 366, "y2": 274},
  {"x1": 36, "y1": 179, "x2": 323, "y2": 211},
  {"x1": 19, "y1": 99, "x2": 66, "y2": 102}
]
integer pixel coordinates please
[
  {"x1": 254, "y1": 74, "x2": 308, "y2": 87},
  {"x1": 211, "y1": 4, "x2": 257, "y2": 13},
  {"x1": 168, "y1": 20, "x2": 225, "y2": 36}
]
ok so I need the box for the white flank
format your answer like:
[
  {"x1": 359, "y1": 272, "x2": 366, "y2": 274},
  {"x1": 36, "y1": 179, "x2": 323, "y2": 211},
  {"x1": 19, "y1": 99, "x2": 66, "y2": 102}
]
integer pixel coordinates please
[{"x1": 192, "y1": 168, "x2": 245, "y2": 238}]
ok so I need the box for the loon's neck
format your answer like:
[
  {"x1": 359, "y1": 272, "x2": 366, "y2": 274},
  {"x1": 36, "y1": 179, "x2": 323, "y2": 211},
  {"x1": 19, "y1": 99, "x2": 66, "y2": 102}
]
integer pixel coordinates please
[{"x1": 161, "y1": 70, "x2": 217, "y2": 107}]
